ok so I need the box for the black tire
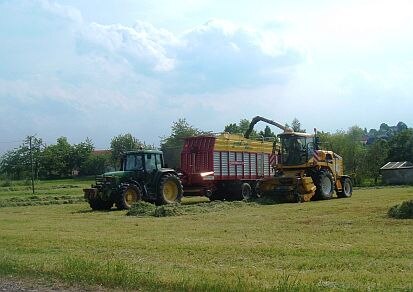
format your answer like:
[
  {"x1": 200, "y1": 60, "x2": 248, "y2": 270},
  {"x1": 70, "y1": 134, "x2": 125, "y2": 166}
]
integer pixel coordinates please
[
  {"x1": 337, "y1": 177, "x2": 353, "y2": 198},
  {"x1": 209, "y1": 185, "x2": 225, "y2": 201},
  {"x1": 116, "y1": 184, "x2": 142, "y2": 210},
  {"x1": 315, "y1": 170, "x2": 334, "y2": 200},
  {"x1": 241, "y1": 183, "x2": 252, "y2": 200},
  {"x1": 158, "y1": 174, "x2": 183, "y2": 205},
  {"x1": 255, "y1": 181, "x2": 263, "y2": 198},
  {"x1": 89, "y1": 197, "x2": 113, "y2": 211}
]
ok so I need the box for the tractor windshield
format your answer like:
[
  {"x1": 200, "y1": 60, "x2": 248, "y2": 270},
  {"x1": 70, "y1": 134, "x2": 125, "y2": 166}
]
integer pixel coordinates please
[
  {"x1": 124, "y1": 154, "x2": 143, "y2": 171},
  {"x1": 281, "y1": 135, "x2": 312, "y2": 166}
]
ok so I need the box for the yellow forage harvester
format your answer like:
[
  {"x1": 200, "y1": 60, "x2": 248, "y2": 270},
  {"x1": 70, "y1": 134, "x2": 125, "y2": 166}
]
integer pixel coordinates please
[{"x1": 244, "y1": 116, "x2": 353, "y2": 202}]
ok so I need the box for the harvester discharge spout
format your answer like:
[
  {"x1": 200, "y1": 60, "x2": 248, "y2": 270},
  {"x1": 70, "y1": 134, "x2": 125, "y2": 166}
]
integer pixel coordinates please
[{"x1": 244, "y1": 116, "x2": 292, "y2": 139}]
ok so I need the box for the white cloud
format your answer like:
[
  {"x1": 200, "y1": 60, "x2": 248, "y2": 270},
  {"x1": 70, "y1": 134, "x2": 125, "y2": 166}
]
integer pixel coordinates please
[
  {"x1": 77, "y1": 17, "x2": 304, "y2": 91},
  {"x1": 81, "y1": 21, "x2": 179, "y2": 72},
  {"x1": 37, "y1": 0, "x2": 83, "y2": 23}
]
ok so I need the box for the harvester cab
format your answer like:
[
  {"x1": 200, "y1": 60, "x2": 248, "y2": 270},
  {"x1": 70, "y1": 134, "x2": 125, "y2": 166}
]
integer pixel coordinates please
[
  {"x1": 246, "y1": 116, "x2": 353, "y2": 202},
  {"x1": 83, "y1": 150, "x2": 183, "y2": 210}
]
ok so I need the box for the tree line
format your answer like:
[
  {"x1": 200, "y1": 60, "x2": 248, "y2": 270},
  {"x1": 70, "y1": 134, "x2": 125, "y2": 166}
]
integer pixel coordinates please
[{"x1": 1, "y1": 119, "x2": 412, "y2": 186}]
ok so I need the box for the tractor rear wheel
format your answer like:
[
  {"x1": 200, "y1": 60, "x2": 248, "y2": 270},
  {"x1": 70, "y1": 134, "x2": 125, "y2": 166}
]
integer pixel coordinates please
[
  {"x1": 315, "y1": 170, "x2": 334, "y2": 200},
  {"x1": 116, "y1": 184, "x2": 142, "y2": 210},
  {"x1": 337, "y1": 177, "x2": 353, "y2": 198},
  {"x1": 158, "y1": 175, "x2": 183, "y2": 205}
]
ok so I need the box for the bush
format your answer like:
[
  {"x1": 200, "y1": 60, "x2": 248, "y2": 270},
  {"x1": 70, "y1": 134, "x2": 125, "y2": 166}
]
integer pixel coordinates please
[{"x1": 388, "y1": 200, "x2": 413, "y2": 219}]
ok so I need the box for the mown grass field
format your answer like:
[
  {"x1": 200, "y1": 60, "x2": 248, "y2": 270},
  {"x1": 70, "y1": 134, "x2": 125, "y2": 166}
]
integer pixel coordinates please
[{"x1": 0, "y1": 180, "x2": 412, "y2": 291}]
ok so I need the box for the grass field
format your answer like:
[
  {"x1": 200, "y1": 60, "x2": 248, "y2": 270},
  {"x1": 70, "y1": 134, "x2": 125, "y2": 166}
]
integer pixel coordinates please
[
  {"x1": 0, "y1": 180, "x2": 412, "y2": 291},
  {"x1": 0, "y1": 178, "x2": 92, "y2": 207}
]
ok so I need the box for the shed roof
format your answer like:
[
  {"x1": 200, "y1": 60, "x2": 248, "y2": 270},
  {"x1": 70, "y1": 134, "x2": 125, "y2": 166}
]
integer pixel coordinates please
[{"x1": 380, "y1": 161, "x2": 413, "y2": 170}]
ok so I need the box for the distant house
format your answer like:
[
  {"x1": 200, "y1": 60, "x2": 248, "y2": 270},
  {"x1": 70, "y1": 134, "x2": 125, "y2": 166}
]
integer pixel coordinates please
[
  {"x1": 92, "y1": 150, "x2": 111, "y2": 156},
  {"x1": 380, "y1": 161, "x2": 413, "y2": 185}
]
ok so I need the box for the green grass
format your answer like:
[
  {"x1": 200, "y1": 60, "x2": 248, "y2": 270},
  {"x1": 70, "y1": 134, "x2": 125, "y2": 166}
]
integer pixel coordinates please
[
  {"x1": 0, "y1": 178, "x2": 92, "y2": 207},
  {"x1": 0, "y1": 185, "x2": 412, "y2": 291}
]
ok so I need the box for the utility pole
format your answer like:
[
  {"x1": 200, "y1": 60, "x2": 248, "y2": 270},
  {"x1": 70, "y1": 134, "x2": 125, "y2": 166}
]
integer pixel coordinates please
[{"x1": 29, "y1": 136, "x2": 35, "y2": 194}]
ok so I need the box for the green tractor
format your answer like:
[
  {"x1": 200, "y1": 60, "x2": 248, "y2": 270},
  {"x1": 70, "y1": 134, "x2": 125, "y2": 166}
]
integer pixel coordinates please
[{"x1": 83, "y1": 150, "x2": 183, "y2": 210}]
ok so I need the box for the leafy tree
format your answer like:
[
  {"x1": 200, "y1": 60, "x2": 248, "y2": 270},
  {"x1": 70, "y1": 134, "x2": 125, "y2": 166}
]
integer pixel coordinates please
[
  {"x1": 379, "y1": 123, "x2": 390, "y2": 132},
  {"x1": 318, "y1": 126, "x2": 367, "y2": 185},
  {"x1": 364, "y1": 139, "x2": 389, "y2": 184},
  {"x1": 72, "y1": 138, "x2": 94, "y2": 171},
  {"x1": 291, "y1": 118, "x2": 306, "y2": 133},
  {"x1": 397, "y1": 121, "x2": 408, "y2": 132},
  {"x1": 39, "y1": 137, "x2": 73, "y2": 177},
  {"x1": 161, "y1": 118, "x2": 204, "y2": 169},
  {"x1": 224, "y1": 123, "x2": 239, "y2": 134},
  {"x1": 387, "y1": 129, "x2": 413, "y2": 162},
  {"x1": 110, "y1": 134, "x2": 144, "y2": 167},
  {"x1": 224, "y1": 119, "x2": 258, "y2": 138},
  {"x1": 0, "y1": 136, "x2": 43, "y2": 180},
  {"x1": 80, "y1": 152, "x2": 111, "y2": 175},
  {"x1": 259, "y1": 126, "x2": 276, "y2": 138}
]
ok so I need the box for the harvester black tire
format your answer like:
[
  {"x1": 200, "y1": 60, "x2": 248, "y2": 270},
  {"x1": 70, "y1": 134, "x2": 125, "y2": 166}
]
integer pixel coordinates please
[
  {"x1": 337, "y1": 177, "x2": 353, "y2": 198},
  {"x1": 241, "y1": 183, "x2": 252, "y2": 200},
  {"x1": 315, "y1": 170, "x2": 334, "y2": 200},
  {"x1": 158, "y1": 174, "x2": 183, "y2": 205},
  {"x1": 89, "y1": 197, "x2": 113, "y2": 211},
  {"x1": 255, "y1": 181, "x2": 263, "y2": 198},
  {"x1": 116, "y1": 184, "x2": 142, "y2": 210}
]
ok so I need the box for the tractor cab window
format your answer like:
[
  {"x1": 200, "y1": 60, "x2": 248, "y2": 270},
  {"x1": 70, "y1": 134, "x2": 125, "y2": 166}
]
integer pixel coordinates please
[
  {"x1": 155, "y1": 154, "x2": 163, "y2": 169},
  {"x1": 307, "y1": 141, "x2": 315, "y2": 157},
  {"x1": 124, "y1": 154, "x2": 143, "y2": 171},
  {"x1": 145, "y1": 154, "x2": 157, "y2": 172},
  {"x1": 281, "y1": 136, "x2": 308, "y2": 165}
]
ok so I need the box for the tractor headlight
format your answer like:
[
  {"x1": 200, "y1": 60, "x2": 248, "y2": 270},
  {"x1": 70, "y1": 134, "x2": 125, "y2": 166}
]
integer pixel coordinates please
[{"x1": 200, "y1": 171, "x2": 214, "y2": 177}]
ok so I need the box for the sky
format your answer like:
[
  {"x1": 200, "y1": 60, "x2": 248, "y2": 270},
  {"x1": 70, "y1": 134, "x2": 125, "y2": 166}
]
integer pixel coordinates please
[{"x1": 1, "y1": 0, "x2": 412, "y2": 152}]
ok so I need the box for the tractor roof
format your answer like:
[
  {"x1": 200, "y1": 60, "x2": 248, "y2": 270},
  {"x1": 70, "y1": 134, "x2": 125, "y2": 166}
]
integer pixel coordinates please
[{"x1": 124, "y1": 149, "x2": 163, "y2": 155}]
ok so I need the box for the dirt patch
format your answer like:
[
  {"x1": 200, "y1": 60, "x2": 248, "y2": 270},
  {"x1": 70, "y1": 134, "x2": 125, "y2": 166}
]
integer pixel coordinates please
[{"x1": 0, "y1": 275, "x2": 109, "y2": 291}]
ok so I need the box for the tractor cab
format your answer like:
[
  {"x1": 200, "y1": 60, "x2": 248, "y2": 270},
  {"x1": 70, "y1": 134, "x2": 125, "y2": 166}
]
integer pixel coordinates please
[
  {"x1": 121, "y1": 150, "x2": 164, "y2": 173},
  {"x1": 279, "y1": 132, "x2": 316, "y2": 167}
]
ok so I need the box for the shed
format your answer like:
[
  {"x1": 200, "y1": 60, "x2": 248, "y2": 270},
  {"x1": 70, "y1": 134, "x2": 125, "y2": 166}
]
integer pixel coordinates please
[{"x1": 380, "y1": 161, "x2": 413, "y2": 185}]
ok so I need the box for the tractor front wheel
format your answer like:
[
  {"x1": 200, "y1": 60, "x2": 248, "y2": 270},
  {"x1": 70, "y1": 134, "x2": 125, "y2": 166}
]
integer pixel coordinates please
[
  {"x1": 315, "y1": 170, "x2": 334, "y2": 200},
  {"x1": 116, "y1": 184, "x2": 142, "y2": 210},
  {"x1": 89, "y1": 197, "x2": 113, "y2": 211},
  {"x1": 158, "y1": 175, "x2": 183, "y2": 205},
  {"x1": 337, "y1": 177, "x2": 353, "y2": 198}
]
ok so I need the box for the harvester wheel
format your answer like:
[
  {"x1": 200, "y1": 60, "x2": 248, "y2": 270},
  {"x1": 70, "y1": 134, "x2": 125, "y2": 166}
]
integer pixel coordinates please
[
  {"x1": 315, "y1": 170, "x2": 334, "y2": 200},
  {"x1": 337, "y1": 177, "x2": 353, "y2": 198},
  {"x1": 158, "y1": 174, "x2": 183, "y2": 205},
  {"x1": 241, "y1": 183, "x2": 252, "y2": 200},
  {"x1": 116, "y1": 184, "x2": 142, "y2": 210},
  {"x1": 255, "y1": 181, "x2": 263, "y2": 198}
]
